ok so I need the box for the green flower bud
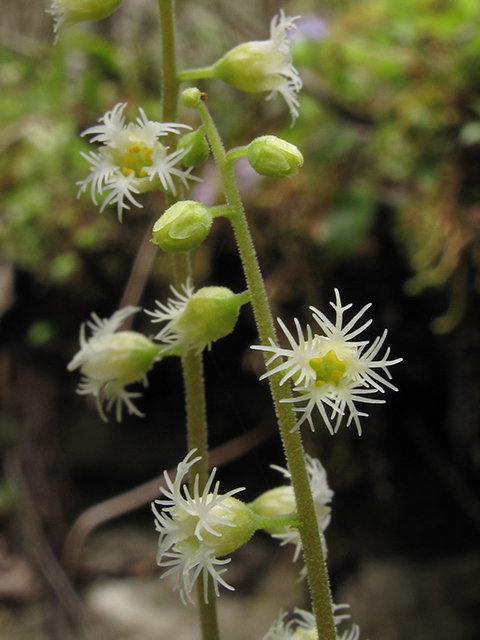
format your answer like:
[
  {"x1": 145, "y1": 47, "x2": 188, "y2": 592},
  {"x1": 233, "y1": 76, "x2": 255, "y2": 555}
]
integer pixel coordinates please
[
  {"x1": 68, "y1": 306, "x2": 160, "y2": 420},
  {"x1": 247, "y1": 135, "x2": 303, "y2": 178},
  {"x1": 176, "y1": 287, "x2": 247, "y2": 351},
  {"x1": 48, "y1": 0, "x2": 124, "y2": 38},
  {"x1": 79, "y1": 331, "x2": 159, "y2": 387},
  {"x1": 177, "y1": 128, "x2": 210, "y2": 168},
  {"x1": 213, "y1": 42, "x2": 284, "y2": 94},
  {"x1": 152, "y1": 200, "x2": 213, "y2": 253},
  {"x1": 181, "y1": 87, "x2": 203, "y2": 109}
]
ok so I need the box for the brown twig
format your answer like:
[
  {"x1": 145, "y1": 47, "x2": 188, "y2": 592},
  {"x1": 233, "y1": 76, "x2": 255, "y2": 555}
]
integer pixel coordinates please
[{"x1": 118, "y1": 219, "x2": 158, "y2": 329}]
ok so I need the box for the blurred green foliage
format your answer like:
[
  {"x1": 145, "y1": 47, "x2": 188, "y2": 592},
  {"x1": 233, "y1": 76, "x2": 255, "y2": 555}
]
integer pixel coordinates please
[
  {"x1": 289, "y1": 0, "x2": 480, "y2": 328},
  {"x1": 1, "y1": 0, "x2": 480, "y2": 333}
]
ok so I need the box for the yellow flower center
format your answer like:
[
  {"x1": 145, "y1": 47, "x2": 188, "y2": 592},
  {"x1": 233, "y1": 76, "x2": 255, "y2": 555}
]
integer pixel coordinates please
[
  {"x1": 121, "y1": 143, "x2": 153, "y2": 178},
  {"x1": 309, "y1": 350, "x2": 346, "y2": 387}
]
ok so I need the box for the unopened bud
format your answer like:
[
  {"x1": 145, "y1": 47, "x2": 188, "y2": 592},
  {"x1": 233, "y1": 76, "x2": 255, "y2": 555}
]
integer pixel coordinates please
[
  {"x1": 213, "y1": 42, "x2": 284, "y2": 94},
  {"x1": 77, "y1": 331, "x2": 159, "y2": 387},
  {"x1": 152, "y1": 201, "x2": 213, "y2": 253},
  {"x1": 247, "y1": 135, "x2": 303, "y2": 178},
  {"x1": 181, "y1": 87, "x2": 203, "y2": 109}
]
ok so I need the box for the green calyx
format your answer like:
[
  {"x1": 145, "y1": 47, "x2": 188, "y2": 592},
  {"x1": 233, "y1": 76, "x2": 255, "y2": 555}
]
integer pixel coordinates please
[
  {"x1": 212, "y1": 42, "x2": 281, "y2": 93},
  {"x1": 81, "y1": 331, "x2": 159, "y2": 386},
  {"x1": 201, "y1": 497, "x2": 258, "y2": 556},
  {"x1": 177, "y1": 127, "x2": 210, "y2": 168},
  {"x1": 247, "y1": 136, "x2": 304, "y2": 178},
  {"x1": 178, "y1": 287, "x2": 250, "y2": 352},
  {"x1": 49, "y1": 0, "x2": 125, "y2": 34},
  {"x1": 151, "y1": 201, "x2": 213, "y2": 253}
]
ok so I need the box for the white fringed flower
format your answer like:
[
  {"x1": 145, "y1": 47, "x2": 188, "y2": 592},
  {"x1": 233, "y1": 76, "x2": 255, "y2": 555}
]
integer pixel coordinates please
[
  {"x1": 146, "y1": 279, "x2": 196, "y2": 353},
  {"x1": 253, "y1": 289, "x2": 402, "y2": 434},
  {"x1": 264, "y1": 605, "x2": 360, "y2": 640},
  {"x1": 47, "y1": 0, "x2": 124, "y2": 40},
  {"x1": 212, "y1": 10, "x2": 303, "y2": 125},
  {"x1": 264, "y1": 10, "x2": 303, "y2": 123},
  {"x1": 77, "y1": 103, "x2": 200, "y2": 220},
  {"x1": 67, "y1": 306, "x2": 159, "y2": 421},
  {"x1": 152, "y1": 450, "x2": 255, "y2": 604},
  {"x1": 146, "y1": 279, "x2": 248, "y2": 356}
]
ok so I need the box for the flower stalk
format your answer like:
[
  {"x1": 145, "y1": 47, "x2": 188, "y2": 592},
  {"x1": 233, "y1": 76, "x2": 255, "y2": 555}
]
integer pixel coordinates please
[
  {"x1": 186, "y1": 88, "x2": 337, "y2": 640},
  {"x1": 158, "y1": 2, "x2": 220, "y2": 639}
]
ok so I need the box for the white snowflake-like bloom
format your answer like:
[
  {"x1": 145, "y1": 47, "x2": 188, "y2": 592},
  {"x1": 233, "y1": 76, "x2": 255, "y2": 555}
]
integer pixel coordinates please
[
  {"x1": 146, "y1": 279, "x2": 246, "y2": 356},
  {"x1": 253, "y1": 289, "x2": 402, "y2": 435},
  {"x1": 145, "y1": 279, "x2": 196, "y2": 353},
  {"x1": 264, "y1": 10, "x2": 303, "y2": 124},
  {"x1": 77, "y1": 103, "x2": 200, "y2": 220},
  {"x1": 67, "y1": 306, "x2": 159, "y2": 421},
  {"x1": 152, "y1": 450, "x2": 252, "y2": 604},
  {"x1": 264, "y1": 604, "x2": 360, "y2": 640},
  {"x1": 213, "y1": 10, "x2": 303, "y2": 125},
  {"x1": 269, "y1": 455, "x2": 333, "y2": 567}
]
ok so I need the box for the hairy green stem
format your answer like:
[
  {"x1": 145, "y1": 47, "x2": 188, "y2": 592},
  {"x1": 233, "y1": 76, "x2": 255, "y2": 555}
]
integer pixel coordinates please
[
  {"x1": 178, "y1": 65, "x2": 218, "y2": 83},
  {"x1": 158, "y1": 4, "x2": 220, "y2": 639},
  {"x1": 159, "y1": 0, "x2": 178, "y2": 131},
  {"x1": 225, "y1": 146, "x2": 249, "y2": 163},
  {"x1": 251, "y1": 513, "x2": 302, "y2": 531},
  {"x1": 190, "y1": 92, "x2": 336, "y2": 640}
]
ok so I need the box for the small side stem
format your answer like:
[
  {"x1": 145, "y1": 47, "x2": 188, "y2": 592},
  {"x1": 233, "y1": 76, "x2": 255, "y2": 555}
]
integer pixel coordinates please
[
  {"x1": 250, "y1": 513, "x2": 302, "y2": 531},
  {"x1": 178, "y1": 65, "x2": 218, "y2": 83},
  {"x1": 192, "y1": 94, "x2": 336, "y2": 640},
  {"x1": 225, "y1": 146, "x2": 249, "y2": 163}
]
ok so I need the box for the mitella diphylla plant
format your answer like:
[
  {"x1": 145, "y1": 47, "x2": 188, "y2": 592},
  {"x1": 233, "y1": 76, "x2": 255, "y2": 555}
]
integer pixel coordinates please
[
  {"x1": 253, "y1": 289, "x2": 402, "y2": 434},
  {"x1": 55, "y1": 2, "x2": 402, "y2": 639},
  {"x1": 77, "y1": 103, "x2": 200, "y2": 220},
  {"x1": 178, "y1": 9, "x2": 303, "y2": 125}
]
